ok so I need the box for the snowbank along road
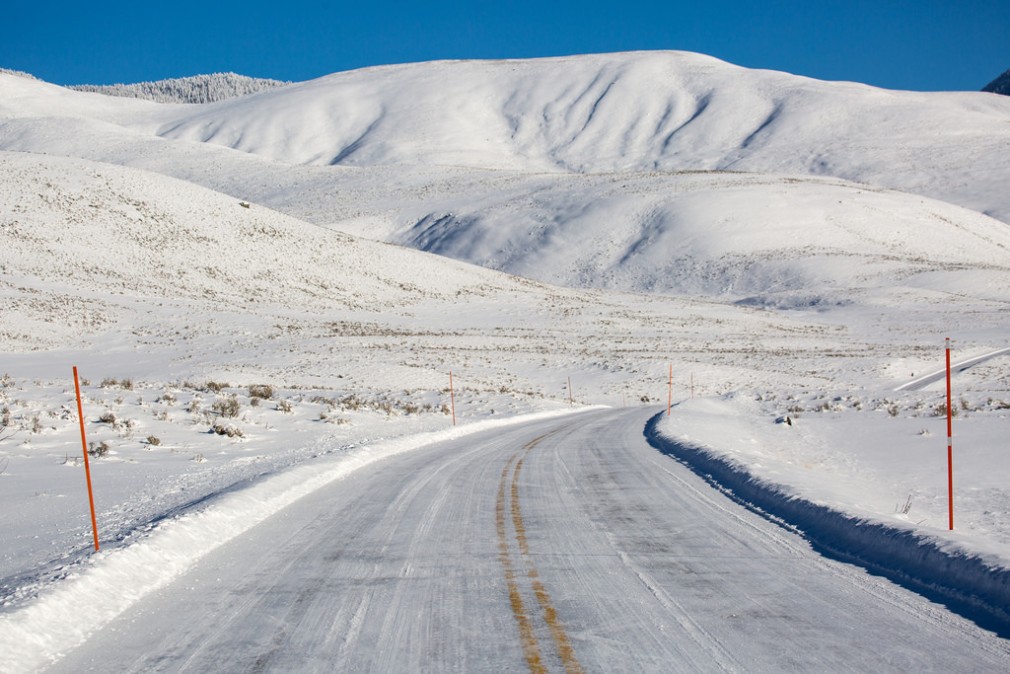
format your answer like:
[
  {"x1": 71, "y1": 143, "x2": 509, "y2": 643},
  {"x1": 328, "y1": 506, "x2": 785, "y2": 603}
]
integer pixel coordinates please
[{"x1": 51, "y1": 409, "x2": 1010, "y2": 672}]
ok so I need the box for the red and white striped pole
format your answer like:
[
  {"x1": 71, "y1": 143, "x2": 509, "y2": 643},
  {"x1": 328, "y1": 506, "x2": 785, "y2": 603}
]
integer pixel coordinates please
[{"x1": 945, "y1": 338, "x2": 954, "y2": 531}]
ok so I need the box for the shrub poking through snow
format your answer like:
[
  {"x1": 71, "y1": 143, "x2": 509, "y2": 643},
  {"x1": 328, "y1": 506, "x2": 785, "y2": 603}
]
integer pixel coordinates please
[
  {"x1": 210, "y1": 423, "x2": 243, "y2": 438},
  {"x1": 933, "y1": 403, "x2": 958, "y2": 418},
  {"x1": 248, "y1": 384, "x2": 274, "y2": 400},
  {"x1": 146, "y1": 435, "x2": 161, "y2": 446},
  {"x1": 88, "y1": 441, "x2": 110, "y2": 457},
  {"x1": 100, "y1": 378, "x2": 133, "y2": 390},
  {"x1": 211, "y1": 395, "x2": 241, "y2": 418}
]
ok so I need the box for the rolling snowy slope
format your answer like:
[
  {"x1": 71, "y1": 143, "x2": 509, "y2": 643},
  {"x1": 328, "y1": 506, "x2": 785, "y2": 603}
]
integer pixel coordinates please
[
  {"x1": 3, "y1": 149, "x2": 853, "y2": 397},
  {"x1": 390, "y1": 171, "x2": 1010, "y2": 300}
]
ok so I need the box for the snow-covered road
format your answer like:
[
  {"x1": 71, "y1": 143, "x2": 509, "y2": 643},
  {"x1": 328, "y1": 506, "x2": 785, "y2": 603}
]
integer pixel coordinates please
[{"x1": 52, "y1": 409, "x2": 1010, "y2": 672}]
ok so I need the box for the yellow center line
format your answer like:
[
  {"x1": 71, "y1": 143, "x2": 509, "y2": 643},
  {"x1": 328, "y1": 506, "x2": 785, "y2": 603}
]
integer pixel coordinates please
[
  {"x1": 511, "y1": 450, "x2": 585, "y2": 674},
  {"x1": 497, "y1": 453, "x2": 545, "y2": 673}
]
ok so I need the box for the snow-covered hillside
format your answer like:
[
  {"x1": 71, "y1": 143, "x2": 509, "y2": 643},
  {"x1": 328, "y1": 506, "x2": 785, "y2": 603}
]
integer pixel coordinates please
[
  {"x1": 134, "y1": 52, "x2": 1010, "y2": 224},
  {"x1": 2, "y1": 150, "x2": 824, "y2": 388},
  {"x1": 389, "y1": 171, "x2": 1010, "y2": 300}
]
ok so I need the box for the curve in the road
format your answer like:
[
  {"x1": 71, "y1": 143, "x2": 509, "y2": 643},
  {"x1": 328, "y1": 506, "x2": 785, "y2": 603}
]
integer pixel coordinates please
[
  {"x1": 895, "y1": 346, "x2": 1010, "y2": 391},
  {"x1": 47, "y1": 408, "x2": 1010, "y2": 672}
]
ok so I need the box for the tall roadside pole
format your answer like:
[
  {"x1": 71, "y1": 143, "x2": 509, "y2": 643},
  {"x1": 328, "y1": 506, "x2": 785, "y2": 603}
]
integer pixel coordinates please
[{"x1": 73, "y1": 366, "x2": 100, "y2": 551}]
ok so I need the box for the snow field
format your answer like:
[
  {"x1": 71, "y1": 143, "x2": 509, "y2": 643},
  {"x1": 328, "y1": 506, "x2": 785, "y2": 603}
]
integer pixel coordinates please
[{"x1": 0, "y1": 375, "x2": 468, "y2": 588}]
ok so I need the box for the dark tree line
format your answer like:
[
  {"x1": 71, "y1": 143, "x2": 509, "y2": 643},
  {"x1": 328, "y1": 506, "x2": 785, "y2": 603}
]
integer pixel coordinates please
[{"x1": 68, "y1": 72, "x2": 292, "y2": 104}]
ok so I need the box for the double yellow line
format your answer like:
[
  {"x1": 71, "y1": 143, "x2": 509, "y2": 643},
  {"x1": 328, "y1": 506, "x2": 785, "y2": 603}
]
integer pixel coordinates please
[{"x1": 496, "y1": 434, "x2": 583, "y2": 674}]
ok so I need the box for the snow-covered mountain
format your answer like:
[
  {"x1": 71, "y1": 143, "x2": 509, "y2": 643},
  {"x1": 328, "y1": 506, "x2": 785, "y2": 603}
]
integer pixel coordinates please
[
  {"x1": 983, "y1": 68, "x2": 1010, "y2": 95},
  {"x1": 69, "y1": 72, "x2": 291, "y2": 104},
  {"x1": 1, "y1": 51, "x2": 1009, "y2": 304}
]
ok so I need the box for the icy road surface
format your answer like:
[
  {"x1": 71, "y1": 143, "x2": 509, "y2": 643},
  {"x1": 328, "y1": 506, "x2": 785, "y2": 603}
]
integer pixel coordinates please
[{"x1": 54, "y1": 409, "x2": 1010, "y2": 672}]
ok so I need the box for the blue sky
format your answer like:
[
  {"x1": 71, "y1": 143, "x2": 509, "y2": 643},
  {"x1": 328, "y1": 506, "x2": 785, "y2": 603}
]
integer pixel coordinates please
[{"x1": 6, "y1": 0, "x2": 1008, "y2": 90}]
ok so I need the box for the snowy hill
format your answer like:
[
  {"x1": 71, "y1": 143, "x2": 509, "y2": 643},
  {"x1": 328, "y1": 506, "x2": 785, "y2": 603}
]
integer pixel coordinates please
[
  {"x1": 1, "y1": 150, "x2": 812, "y2": 384},
  {"x1": 69, "y1": 72, "x2": 291, "y2": 104},
  {"x1": 136, "y1": 52, "x2": 1010, "y2": 223},
  {"x1": 0, "y1": 151, "x2": 523, "y2": 352},
  {"x1": 3, "y1": 53, "x2": 1010, "y2": 304}
]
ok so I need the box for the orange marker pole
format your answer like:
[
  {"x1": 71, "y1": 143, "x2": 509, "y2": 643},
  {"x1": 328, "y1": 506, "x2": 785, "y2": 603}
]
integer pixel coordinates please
[
  {"x1": 945, "y1": 338, "x2": 954, "y2": 531},
  {"x1": 449, "y1": 371, "x2": 456, "y2": 426},
  {"x1": 667, "y1": 364, "x2": 673, "y2": 416},
  {"x1": 73, "y1": 366, "x2": 100, "y2": 551}
]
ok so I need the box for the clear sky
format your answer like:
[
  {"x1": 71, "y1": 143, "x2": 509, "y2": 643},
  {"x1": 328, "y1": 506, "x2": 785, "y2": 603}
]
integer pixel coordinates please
[{"x1": 6, "y1": 0, "x2": 1008, "y2": 91}]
